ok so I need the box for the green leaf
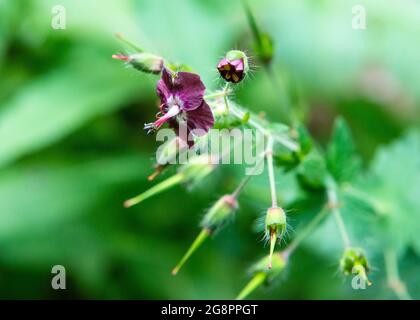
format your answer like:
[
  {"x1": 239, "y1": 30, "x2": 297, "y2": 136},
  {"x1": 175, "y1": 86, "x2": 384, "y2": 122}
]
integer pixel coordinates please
[
  {"x1": 326, "y1": 117, "x2": 361, "y2": 184},
  {"x1": 350, "y1": 130, "x2": 420, "y2": 255},
  {"x1": 294, "y1": 123, "x2": 313, "y2": 157},
  {"x1": 297, "y1": 148, "x2": 327, "y2": 191},
  {"x1": 272, "y1": 123, "x2": 312, "y2": 171}
]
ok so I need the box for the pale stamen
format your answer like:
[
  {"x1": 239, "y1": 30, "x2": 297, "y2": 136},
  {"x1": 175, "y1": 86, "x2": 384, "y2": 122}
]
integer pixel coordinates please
[
  {"x1": 154, "y1": 105, "x2": 180, "y2": 128},
  {"x1": 144, "y1": 105, "x2": 181, "y2": 134}
]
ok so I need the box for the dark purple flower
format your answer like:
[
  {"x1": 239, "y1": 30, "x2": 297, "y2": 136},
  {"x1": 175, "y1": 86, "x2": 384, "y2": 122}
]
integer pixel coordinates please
[
  {"x1": 217, "y1": 50, "x2": 249, "y2": 84},
  {"x1": 144, "y1": 68, "x2": 214, "y2": 143},
  {"x1": 217, "y1": 57, "x2": 245, "y2": 83}
]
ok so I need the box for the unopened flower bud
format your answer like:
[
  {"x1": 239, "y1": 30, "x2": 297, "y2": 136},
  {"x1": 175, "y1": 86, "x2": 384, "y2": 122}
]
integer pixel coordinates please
[
  {"x1": 265, "y1": 207, "x2": 287, "y2": 268},
  {"x1": 217, "y1": 50, "x2": 249, "y2": 83},
  {"x1": 236, "y1": 252, "x2": 287, "y2": 300},
  {"x1": 340, "y1": 247, "x2": 372, "y2": 286},
  {"x1": 112, "y1": 52, "x2": 164, "y2": 74},
  {"x1": 124, "y1": 155, "x2": 216, "y2": 208},
  {"x1": 201, "y1": 195, "x2": 238, "y2": 231},
  {"x1": 172, "y1": 195, "x2": 238, "y2": 276}
]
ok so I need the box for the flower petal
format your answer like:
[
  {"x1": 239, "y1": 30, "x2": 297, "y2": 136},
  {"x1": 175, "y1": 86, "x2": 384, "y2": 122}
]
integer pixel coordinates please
[
  {"x1": 231, "y1": 58, "x2": 244, "y2": 72},
  {"x1": 217, "y1": 58, "x2": 230, "y2": 69},
  {"x1": 156, "y1": 68, "x2": 173, "y2": 103},
  {"x1": 186, "y1": 101, "x2": 214, "y2": 136},
  {"x1": 173, "y1": 72, "x2": 206, "y2": 111}
]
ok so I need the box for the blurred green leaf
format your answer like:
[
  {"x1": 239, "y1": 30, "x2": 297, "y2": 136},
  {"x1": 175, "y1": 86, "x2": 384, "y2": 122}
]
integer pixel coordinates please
[
  {"x1": 297, "y1": 148, "x2": 327, "y2": 191},
  {"x1": 351, "y1": 130, "x2": 420, "y2": 255},
  {"x1": 0, "y1": 154, "x2": 148, "y2": 240},
  {"x1": 0, "y1": 49, "x2": 150, "y2": 168},
  {"x1": 326, "y1": 117, "x2": 361, "y2": 184},
  {"x1": 301, "y1": 130, "x2": 420, "y2": 275}
]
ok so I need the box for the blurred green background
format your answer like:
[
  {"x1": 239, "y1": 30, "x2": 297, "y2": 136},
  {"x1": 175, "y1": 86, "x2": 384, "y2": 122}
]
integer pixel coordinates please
[{"x1": 0, "y1": 0, "x2": 419, "y2": 299}]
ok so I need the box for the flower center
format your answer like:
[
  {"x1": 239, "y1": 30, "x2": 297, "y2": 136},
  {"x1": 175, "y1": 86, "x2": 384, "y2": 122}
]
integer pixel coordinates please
[{"x1": 167, "y1": 95, "x2": 184, "y2": 109}]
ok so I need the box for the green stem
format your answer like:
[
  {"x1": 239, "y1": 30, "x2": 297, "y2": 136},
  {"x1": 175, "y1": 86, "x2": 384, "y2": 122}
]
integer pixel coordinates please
[
  {"x1": 327, "y1": 179, "x2": 350, "y2": 248},
  {"x1": 172, "y1": 228, "x2": 211, "y2": 275},
  {"x1": 236, "y1": 272, "x2": 267, "y2": 300},
  {"x1": 240, "y1": 0, "x2": 263, "y2": 47},
  {"x1": 384, "y1": 248, "x2": 412, "y2": 300},
  {"x1": 285, "y1": 205, "x2": 329, "y2": 255},
  {"x1": 124, "y1": 173, "x2": 184, "y2": 208},
  {"x1": 229, "y1": 103, "x2": 298, "y2": 152},
  {"x1": 268, "y1": 229, "x2": 277, "y2": 268},
  {"x1": 231, "y1": 154, "x2": 265, "y2": 199},
  {"x1": 115, "y1": 33, "x2": 144, "y2": 52},
  {"x1": 265, "y1": 65, "x2": 292, "y2": 125},
  {"x1": 332, "y1": 206, "x2": 350, "y2": 248}
]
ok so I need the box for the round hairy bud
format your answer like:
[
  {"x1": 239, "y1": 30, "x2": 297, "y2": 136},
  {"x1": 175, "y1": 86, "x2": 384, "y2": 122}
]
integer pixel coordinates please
[
  {"x1": 265, "y1": 206, "x2": 287, "y2": 268},
  {"x1": 178, "y1": 154, "x2": 217, "y2": 186},
  {"x1": 265, "y1": 207, "x2": 287, "y2": 236},
  {"x1": 340, "y1": 247, "x2": 371, "y2": 286}
]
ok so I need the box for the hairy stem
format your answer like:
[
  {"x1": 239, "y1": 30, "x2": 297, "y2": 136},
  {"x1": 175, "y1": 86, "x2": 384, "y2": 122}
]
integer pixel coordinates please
[
  {"x1": 384, "y1": 248, "x2": 412, "y2": 300},
  {"x1": 223, "y1": 83, "x2": 230, "y2": 113},
  {"x1": 266, "y1": 136, "x2": 277, "y2": 207}
]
